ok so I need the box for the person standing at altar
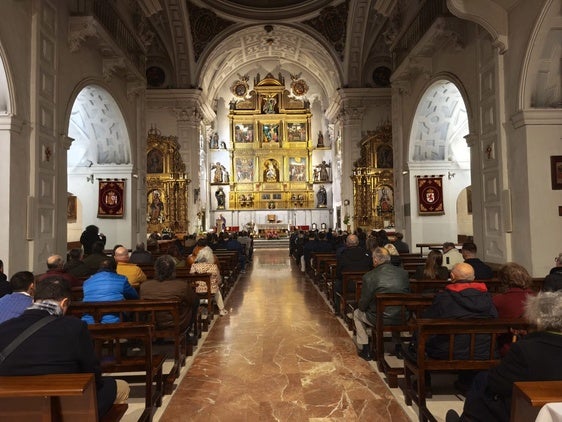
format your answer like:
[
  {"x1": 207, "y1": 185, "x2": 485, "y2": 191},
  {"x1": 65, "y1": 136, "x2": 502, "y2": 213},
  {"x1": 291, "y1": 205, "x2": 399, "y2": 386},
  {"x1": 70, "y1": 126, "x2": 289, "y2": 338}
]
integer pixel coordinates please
[{"x1": 217, "y1": 214, "x2": 226, "y2": 233}]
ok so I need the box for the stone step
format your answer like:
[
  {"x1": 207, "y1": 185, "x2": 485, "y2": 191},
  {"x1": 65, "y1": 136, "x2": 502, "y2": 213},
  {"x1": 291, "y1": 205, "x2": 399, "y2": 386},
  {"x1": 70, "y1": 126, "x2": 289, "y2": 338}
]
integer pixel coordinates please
[{"x1": 253, "y1": 239, "x2": 290, "y2": 249}]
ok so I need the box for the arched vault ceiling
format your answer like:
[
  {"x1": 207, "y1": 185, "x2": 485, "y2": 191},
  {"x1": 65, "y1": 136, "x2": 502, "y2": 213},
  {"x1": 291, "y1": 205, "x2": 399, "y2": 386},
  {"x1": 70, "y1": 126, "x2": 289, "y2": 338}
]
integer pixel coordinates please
[
  {"x1": 198, "y1": 24, "x2": 342, "y2": 102},
  {"x1": 194, "y1": 0, "x2": 336, "y2": 21}
]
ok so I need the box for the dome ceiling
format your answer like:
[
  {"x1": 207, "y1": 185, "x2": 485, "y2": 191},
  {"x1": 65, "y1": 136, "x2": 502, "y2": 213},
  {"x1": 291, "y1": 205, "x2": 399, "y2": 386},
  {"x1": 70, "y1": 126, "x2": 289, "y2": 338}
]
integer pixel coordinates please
[{"x1": 198, "y1": 24, "x2": 341, "y2": 103}]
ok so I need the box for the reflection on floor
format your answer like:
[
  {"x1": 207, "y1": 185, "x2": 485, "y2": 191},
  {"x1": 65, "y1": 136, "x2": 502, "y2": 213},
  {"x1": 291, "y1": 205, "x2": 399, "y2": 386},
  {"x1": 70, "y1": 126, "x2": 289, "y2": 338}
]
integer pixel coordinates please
[{"x1": 120, "y1": 249, "x2": 465, "y2": 421}]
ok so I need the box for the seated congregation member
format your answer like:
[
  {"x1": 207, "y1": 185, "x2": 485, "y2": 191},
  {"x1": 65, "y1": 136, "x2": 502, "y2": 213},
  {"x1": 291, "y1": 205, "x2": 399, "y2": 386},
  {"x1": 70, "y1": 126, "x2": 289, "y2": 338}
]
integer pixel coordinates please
[
  {"x1": 0, "y1": 277, "x2": 129, "y2": 418},
  {"x1": 334, "y1": 234, "x2": 372, "y2": 315},
  {"x1": 543, "y1": 252, "x2": 562, "y2": 292},
  {"x1": 384, "y1": 243, "x2": 402, "y2": 267},
  {"x1": 82, "y1": 257, "x2": 139, "y2": 324},
  {"x1": 0, "y1": 259, "x2": 12, "y2": 298},
  {"x1": 114, "y1": 246, "x2": 147, "y2": 288},
  {"x1": 0, "y1": 271, "x2": 34, "y2": 323},
  {"x1": 225, "y1": 233, "x2": 246, "y2": 273},
  {"x1": 493, "y1": 262, "x2": 535, "y2": 318},
  {"x1": 422, "y1": 263, "x2": 498, "y2": 360},
  {"x1": 167, "y1": 243, "x2": 187, "y2": 268},
  {"x1": 63, "y1": 248, "x2": 90, "y2": 278},
  {"x1": 83, "y1": 241, "x2": 109, "y2": 275},
  {"x1": 448, "y1": 291, "x2": 562, "y2": 422},
  {"x1": 392, "y1": 232, "x2": 410, "y2": 253},
  {"x1": 461, "y1": 242, "x2": 494, "y2": 279},
  {"x1": 128, "y1": 242, "x2": 153, "y2": 265},
  {"x1": 442, "y1": 242, "x2": 463, "y2": 270},
  {"x1": 414, "y1": 250, "x2": 449, "y2": 280},
  {"x1": 37, "y1": 254, "x2": 80, "y2": 287},
  {"x1": 493, "y1": 262, "x2": 536, "y2": 356},
  {"x1": 353, "y1": 247, "x2": 409, "y2": 361},
  {"x1": 140, "y1": 255, "x2": 199, "y2": 335},
  {"x1": 190, "y1": 246, "x2": 228, "y2": 316},
  {"x1": 419, "y1": 262, "x2": 497, "y2": 392}
]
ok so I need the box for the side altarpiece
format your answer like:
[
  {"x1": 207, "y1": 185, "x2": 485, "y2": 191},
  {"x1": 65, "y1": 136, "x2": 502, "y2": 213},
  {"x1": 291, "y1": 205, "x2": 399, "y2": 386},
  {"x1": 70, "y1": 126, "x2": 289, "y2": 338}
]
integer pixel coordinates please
[
  {"x1": 352, "y1": 122, "x2": 395, "y2": 229},
  {"x1": 146, "y1": 128, "x2": 189, "y2": 235}
]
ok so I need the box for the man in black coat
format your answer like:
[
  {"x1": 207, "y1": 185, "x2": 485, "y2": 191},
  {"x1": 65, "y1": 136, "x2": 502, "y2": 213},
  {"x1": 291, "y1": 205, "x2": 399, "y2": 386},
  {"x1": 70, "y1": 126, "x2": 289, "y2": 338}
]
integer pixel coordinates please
[
  {"x1": 461, "y1": 242, "x2": 494, "y2": 279},
  {"x1": 0, "y1": 277, "x2": 129, "y2": 418},
  {"x1": 334, "y1": 234, "x2": 372, "y2": 315}
]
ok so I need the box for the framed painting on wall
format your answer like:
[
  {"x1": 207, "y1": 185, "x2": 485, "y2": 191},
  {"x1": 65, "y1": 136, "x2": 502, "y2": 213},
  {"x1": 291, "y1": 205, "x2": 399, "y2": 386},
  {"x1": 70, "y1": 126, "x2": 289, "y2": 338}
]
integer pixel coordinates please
[
  {"x1": 286, "y1": 122, "x2": 307, "y2": 142},
  {"x1": 288, "y1": 157, "x2": 307, "y2": 182},
  {"x1": 233, "y1": 123, "x2": 254, "y2": 143},
  {"x1": 235, "y1": 156, "x2": 255, "y2": 183},
  {"x1": 261, "y1": 122, "x2": 281, "y2": 144}
]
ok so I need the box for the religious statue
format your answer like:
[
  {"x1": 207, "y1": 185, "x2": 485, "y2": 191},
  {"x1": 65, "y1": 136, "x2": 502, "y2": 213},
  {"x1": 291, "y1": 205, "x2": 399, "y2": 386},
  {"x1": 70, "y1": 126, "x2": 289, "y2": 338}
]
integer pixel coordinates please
[
  {"x1": 317, "y1": 130, "x2": 324, "y2": 148},
  {"x1": 211, "y1": 162, "x2": 227, "y2": 183},
  {"x1": 262, "y1": 96, "x2": 277, "y2": 114},
  {"x1": 149, "y1": 190, "x2": 164, "y2": 223},
  {"x1": 317, "y1": 185, "x2": 327, "y2": 208},
  {"x1": 215, "y1": 187, "x2": 226, "y2": 209},
  {"x1": 315, "y1": 160, "x2": 331, "y2": 182},
  {"x1": 209, "y1": 132, "x2": 219, "y2": 149},
  {"x1": 263, "y1": 160, "x2": 279, "y2": 182}
]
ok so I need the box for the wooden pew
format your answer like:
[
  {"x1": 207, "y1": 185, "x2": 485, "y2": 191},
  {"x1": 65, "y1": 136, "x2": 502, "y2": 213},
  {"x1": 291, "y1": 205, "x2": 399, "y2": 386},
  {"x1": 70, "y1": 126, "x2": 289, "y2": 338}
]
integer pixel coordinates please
[
  {"x1": 68, "y1": 299, "x2": 188, "y2": 393},
  {"x1": 0, "y1": 373, "x2": 127, "y2": 422},
  {"x1": 88, "y1": 323, "x2": 164, "y2": 422},
  {"x1": 409, "y1": 278, "x2": 544, "y2": 295},
  {"x1": 310, "y1": 252, "x2": 336, "y2": 289},
  {"x1": 373, "y1": 293, "x2": 435, "y2": 387},
  {"x1": 179, "y1": 273, "x2": 214, "y2": 332},
  {"x1": 511, "y1": 381, "x2": 562, "y2": 422},
  {"x1": 338, "y1": 271, "x2": 366, "y2": 329},
  {"x1": 401, "y1": 318, "x2": 531, "y2": 422}
]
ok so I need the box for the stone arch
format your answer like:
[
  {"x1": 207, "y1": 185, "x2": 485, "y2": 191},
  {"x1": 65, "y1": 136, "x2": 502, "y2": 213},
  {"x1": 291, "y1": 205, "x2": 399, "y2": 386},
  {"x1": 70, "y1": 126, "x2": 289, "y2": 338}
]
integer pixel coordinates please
[
  {"x1": 519, "y1": 0, "x2": 561, "y2": 108},
  {"x1": 407, "y1": 76, "x2": 472, "y2": 245},
  {"x1": 65, "y1": 82, "x2": 133, "y2": 245},
  {"x1": 0, "y1": 40, "x2": 17, "y2": 273}
]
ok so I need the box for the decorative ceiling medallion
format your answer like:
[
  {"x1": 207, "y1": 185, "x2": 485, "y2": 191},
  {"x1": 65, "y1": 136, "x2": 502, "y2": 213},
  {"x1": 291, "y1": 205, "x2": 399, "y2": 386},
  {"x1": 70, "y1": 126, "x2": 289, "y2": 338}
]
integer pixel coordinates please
[
  {"x1": 230, "y1": 75, "x2": 250, "y2": 98},
  {"x1": 290, "y1": 73, "x2": 309, "y2": 97}
]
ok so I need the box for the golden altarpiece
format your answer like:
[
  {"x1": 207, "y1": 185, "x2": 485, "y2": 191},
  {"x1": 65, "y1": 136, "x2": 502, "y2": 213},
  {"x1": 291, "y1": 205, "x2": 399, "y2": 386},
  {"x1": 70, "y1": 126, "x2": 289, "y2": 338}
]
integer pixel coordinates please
[
  {"x1": 146, "y1": 128, "x2": 189, "y2": 235},
  {"x1": 352, "y1": 122, "x2": 395, "y2": 230},
  {"x1": 214, "y1": 73, "x2": 328, "y2": 212}
]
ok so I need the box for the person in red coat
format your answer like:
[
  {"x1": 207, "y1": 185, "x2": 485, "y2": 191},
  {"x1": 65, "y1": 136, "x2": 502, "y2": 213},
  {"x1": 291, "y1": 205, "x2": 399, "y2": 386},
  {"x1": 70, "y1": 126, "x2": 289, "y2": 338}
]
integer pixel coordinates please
[
  {"x1": 493, "y1": 262, "x2": 535, "y2": 318},
  {"x1": 493, "y1": 262, "x2": 536, "y2": 356}
]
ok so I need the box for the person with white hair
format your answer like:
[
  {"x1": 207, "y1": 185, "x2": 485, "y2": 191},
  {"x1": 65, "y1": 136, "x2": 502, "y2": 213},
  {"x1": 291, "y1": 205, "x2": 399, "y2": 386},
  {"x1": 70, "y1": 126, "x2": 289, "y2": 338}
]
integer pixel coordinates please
[
  {"x1": 447, "y1": 290, "x2": 562, "y2": 422},
  {"x1": 189, "y1": 246, "x2": 228, "y2": 316}
]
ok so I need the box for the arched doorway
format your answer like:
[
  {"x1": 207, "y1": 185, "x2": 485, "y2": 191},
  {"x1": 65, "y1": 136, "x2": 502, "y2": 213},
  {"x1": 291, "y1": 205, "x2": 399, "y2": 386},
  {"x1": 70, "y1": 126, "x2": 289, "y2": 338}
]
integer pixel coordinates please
[
  {"x1": 67, "y1": 85, "x2": 133, "y2": 248},
  {"x1": 407, "y1": 79, "x2": 471, "y2": 246}
]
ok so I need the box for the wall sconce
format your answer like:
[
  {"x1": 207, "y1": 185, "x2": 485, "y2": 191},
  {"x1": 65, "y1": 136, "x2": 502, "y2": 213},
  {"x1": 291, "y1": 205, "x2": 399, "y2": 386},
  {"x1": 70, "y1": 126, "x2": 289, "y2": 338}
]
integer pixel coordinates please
[
  {"x1": 448, "y1": 171, "x2": 456, "y2": 180},
  {"x1": 86, "y1": 174, "x2": 94, "y2": 184},
  {"x1": 343, "y1": 199, "x2": 350, "y2": 206}
]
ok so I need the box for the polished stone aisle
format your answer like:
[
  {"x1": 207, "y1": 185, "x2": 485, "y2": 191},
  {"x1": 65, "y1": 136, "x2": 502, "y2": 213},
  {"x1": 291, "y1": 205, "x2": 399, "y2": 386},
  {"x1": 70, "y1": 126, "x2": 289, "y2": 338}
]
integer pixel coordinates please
[{"x1": 160, "y1": 249, "x2": 410, "y2": 421}]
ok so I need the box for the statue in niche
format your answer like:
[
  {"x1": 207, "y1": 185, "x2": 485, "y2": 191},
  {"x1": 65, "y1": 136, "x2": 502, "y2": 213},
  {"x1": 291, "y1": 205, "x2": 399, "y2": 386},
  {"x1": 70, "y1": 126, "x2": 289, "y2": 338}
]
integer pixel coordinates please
[
  {"x1": 315, "y1": 161, "x2": 331, "y2": 182},
  {"x1": 317, "y1": 185, "x2": 327, "y2": 208},
  {"x1": 209, "y1": 132, "x2": 219, "y2": 149},
  {"x1": 317, "y1": 131, "x2": 325, "y2": 148},
  {"x1": 263, "y1": 159, "x2": 279, "y2": 182},
  {"x1": 211, "y1": 162, "x2": 227, "y2": 183},
  {"x1": 215, "y1": 187, "x2": 226, "y2": 209}
]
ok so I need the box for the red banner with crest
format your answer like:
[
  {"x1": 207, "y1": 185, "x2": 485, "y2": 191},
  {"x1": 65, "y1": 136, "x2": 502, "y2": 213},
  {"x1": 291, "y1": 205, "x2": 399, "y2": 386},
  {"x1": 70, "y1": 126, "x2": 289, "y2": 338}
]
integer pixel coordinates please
[
  {"x1": 98, "y1": 180, "x2": 125, "y2": 218},
  {"x1": 417, "y1": 176, "x2": 444, "y2": 215}
]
